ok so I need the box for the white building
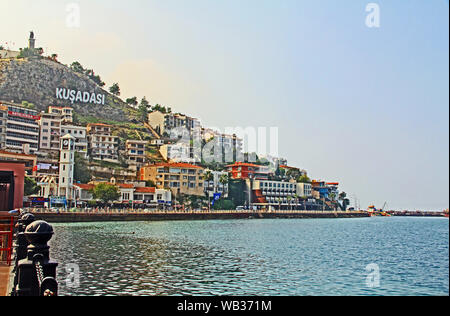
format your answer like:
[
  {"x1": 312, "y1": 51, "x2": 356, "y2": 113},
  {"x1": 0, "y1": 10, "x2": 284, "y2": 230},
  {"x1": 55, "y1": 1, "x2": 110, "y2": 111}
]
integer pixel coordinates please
[
  {"x1": 204, "y1": 170, "x2": 229, "y2": 198},
  {"x1": 296, "y1": 182, "x2": 313, "y2": 198},
  {"x1": 60, "y1": 124, "x2": 88, "y2": 157},
  {"x1": 148, "y1": 111, "x2": 201, "y2": 136},
  {"x1": 159, "y1": 143, "x2": 196, "y2": 163},
  {"x1": 58, "y1": 134, "x2": 76, "y2": 205},
  {"x1": 126, "y1": 140, "x2": 148, "y2": 170},
  {"x1": 87, "y1": 123, "x2": 119, "y2": 163}
]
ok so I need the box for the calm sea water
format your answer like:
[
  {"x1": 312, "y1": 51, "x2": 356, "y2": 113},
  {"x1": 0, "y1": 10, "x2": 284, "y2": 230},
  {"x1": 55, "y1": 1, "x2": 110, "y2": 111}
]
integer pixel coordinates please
[{"x1": 49, "y1": 217, "x2": 449, "y2": 296}]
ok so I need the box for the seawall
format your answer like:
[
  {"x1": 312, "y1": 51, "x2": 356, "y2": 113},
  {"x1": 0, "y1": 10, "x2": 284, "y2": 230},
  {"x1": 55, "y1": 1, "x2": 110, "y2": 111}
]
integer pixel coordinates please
[{"x1": 30, "y1": 211, "x2": 370, "y2": 223}]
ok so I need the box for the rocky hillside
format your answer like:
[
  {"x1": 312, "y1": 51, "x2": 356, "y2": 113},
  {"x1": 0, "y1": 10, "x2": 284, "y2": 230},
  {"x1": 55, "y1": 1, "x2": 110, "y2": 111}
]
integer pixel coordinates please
[{"x1": 0, "y1": 57, "x2": 137, "y2": 122}]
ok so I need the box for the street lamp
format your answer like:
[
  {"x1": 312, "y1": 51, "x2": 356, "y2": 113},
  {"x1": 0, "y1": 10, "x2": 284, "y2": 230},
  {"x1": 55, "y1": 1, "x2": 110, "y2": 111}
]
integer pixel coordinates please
[{"x1": 248, "y1": 173, "x2": 254, "y2": 211}]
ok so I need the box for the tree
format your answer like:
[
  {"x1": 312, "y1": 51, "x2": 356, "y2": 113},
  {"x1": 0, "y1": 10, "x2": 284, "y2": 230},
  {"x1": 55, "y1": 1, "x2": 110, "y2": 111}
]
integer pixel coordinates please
[
  {"x1": 24, "y1": 177, "x2": 40, "y2": 196},
  {"x1": 145, "y1": 180, "x2": 156, "y2": 187},
  {"x1": 339, "y1": 192, "x2": 350, "y2": 211},
  {"x1": 70, "y1": 61, "x2": 84, "y2": 73},
  {"x1": 212, "y1": 199, "x2": 235, "y2": 210},
  {"x1": 219, "y1": 174, "x2": 228, "y2": 186},
  {"x1": 203, "y1": 170, "x2": 214, "y2": 182},
  {"x1": 21, "y1": 101, "x2": 36, "y2": 110},
  {"x1": 17, "y1": 47, "x2": 43, "y2": 58},
  {"x1": 297, "y1": 175, "x2": 311, "y2": 183},
  {"x1": 91, "y1": 183, "x2": 120, "y2": 203},
  {"x1": 126, "y1": 97, "x2": 138, "y2": 107},
  {"x1": 140, "y1": 97, "x2": 150, "y2": 108},
  {"x1": 74, "y1": 153, "x2": 92, "y2": 183},
  {"x1": 137, "y1": 103, "x2": 149, "y2": 122},
  {"x1": 109, "y1": 83, "x2": 120, "y2": 96}
]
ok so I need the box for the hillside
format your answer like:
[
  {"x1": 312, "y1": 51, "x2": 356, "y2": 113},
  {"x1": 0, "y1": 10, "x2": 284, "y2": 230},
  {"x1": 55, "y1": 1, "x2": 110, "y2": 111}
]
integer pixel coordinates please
[{"x1": 0, "y1": 56, "x2": 138, "y2": 123}]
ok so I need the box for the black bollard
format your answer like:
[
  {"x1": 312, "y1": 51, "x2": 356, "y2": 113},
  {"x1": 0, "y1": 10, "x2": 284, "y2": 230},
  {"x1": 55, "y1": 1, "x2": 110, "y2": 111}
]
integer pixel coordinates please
[
  {"x1": 11, "y1": 213, "x2": 36, "y2": 295},
  {"x1": 15, "y1": 220, "x2": 58, "y2": 296},
  {"x1": 15, "y1": 213, "x2": 36, "y2": 262}
]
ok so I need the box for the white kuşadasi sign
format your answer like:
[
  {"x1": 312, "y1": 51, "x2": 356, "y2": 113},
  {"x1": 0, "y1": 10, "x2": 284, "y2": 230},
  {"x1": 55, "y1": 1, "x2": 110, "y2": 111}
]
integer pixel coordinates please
[{"x1": 56, "y1": 88, "x2": 105, "y2": 105}]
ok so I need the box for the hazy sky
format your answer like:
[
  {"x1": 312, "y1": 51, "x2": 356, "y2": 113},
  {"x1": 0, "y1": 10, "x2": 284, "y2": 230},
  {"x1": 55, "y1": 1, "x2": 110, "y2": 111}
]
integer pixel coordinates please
[{"x1": 1, "y1": 0, "x2": 448, "y2": 210}]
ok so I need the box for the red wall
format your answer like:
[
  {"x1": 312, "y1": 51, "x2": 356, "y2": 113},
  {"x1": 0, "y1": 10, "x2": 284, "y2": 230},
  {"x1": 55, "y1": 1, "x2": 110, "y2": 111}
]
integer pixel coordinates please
[{"x1": 0, "y1": 163, "x2": 25, "y2": 210}]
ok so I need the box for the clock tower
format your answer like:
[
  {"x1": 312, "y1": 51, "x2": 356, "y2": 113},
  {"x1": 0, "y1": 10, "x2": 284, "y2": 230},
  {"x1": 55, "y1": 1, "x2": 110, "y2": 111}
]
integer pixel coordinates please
[{"x1": 59, "y1": 134, "x2": 76, "y2": 207}]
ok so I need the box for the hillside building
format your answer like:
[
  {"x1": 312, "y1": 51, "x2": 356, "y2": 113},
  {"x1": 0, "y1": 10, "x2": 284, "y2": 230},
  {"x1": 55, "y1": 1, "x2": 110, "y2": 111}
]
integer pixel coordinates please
[
  {"x1": 125, "y1": 140, "x2": 148, "y2": 170},
  {"x1": 87, "y1": 123, "x2": 119, "y2": 163},
  {"x1": 148, "y1": 111, "x2": 201, "y2": 136},
  {"x1": 139, "y1": 162, "x2": 205, "y2": 197}
]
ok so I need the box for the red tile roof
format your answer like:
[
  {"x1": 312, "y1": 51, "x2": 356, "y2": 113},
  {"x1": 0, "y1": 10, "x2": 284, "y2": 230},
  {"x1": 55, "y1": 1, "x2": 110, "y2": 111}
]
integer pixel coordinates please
[
  {"x1": 279, "y1": 165, "x2": 299, "y2": 170},
  {"x1": 116, "y1": 183, "x2": 134, "y2": 189},
  {"x1": 146, "y1": 162, "x2": 203, "y2": 169},
  {"x1": 135, "y1": 187, "x2": 156, "y2": 193},
  {"x1": 87, "y1": 123, "x2": 112, "y2": 127},
  {"x1": 74, "y1": 183, "x2": 95, "y2": 190},
  {"x1": 0, "y1": 150, "x2": 37, "y2": 158},
  {"x1": 226, "y1": 162, "x2": 261, "y2": 168}
]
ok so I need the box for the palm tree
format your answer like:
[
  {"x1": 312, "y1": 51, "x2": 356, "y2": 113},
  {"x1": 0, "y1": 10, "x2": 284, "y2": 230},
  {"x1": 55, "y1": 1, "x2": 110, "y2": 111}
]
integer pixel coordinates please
[
  {"x1": 219, "y1": 174, "x2": 229, "y2": 196},
  {"x1": 287, "y1": 196, "x2": 293, "y2": 211},
  {"x1": 293, "y1": 194, "x2": 299, "y2": 211},
  {"x1": 203, "y1": 171, "x2": 214, "y2": 211}
]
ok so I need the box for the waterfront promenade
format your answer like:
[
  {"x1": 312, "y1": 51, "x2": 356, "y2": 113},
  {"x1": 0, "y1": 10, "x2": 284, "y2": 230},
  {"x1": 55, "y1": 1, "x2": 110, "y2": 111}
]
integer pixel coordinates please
[{"x1": 26, "y1": 209, "x2": 370, "y2": 223}]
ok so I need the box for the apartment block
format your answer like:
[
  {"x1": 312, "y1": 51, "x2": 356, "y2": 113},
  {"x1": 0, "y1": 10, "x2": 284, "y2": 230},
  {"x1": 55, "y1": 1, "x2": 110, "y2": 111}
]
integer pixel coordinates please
[
  {"x1": 159, "y1": 143, "x2": 196, "y2": 163},
  {"x1": 126, "y1": 140, "x2": 148, "y2": 169},
  {"x1": 47, "y1": 106, "x2": 73, "y2": 123},
  {"x1": 148, "y1": 111, "x2": 201, "y2": 136},
  {"x1": 87, "y1": 123, "x2": 119, "y2": 163},
  {"x1": 39, "y1": 111, "x2": 63, "y2": 151},
  {"x1": 139, "y1": 162, "x2": 205, "y2": 197}
]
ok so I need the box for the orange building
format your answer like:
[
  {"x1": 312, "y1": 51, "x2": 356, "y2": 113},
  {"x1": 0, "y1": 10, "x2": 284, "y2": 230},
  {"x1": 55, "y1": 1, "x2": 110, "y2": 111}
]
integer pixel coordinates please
[
  {"x1": 139, "y1": 162, "x2": 205, "y2": 196},
  {"x1": 227, "y1": 162, "x2": 270, "y2": 180}
]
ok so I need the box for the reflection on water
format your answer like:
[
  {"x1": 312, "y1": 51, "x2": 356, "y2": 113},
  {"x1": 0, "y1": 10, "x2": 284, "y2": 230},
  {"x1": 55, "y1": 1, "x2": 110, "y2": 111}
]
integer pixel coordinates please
[{"x1": 49, "y1": 218, "x2": 449, "y2": 296}]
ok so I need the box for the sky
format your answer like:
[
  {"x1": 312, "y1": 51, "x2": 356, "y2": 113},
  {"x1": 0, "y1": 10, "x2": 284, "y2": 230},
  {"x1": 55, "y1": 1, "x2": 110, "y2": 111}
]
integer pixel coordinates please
[{"x1": 1, "y1": 0, "x2": 448, "y2": 210}]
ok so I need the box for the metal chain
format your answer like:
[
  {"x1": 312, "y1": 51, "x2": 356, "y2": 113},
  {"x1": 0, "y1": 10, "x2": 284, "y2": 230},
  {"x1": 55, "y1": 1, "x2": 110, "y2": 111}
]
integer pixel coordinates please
[{"x1": 34, "y1": 260, "x2": 44, "y2": 287}]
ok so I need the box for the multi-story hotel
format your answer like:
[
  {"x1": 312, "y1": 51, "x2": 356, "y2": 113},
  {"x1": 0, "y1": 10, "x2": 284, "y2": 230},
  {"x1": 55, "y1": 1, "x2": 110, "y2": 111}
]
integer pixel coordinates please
[
  {"x1": 0, "y1": 105, "x2": 6, "y2": 149},
  {"x1": 125, "y1": 140, "x2": 148, "y2": 169},
  {"x1": 251, "y1": 180, "x2": 313, "y2": 210},
  {"x1": 2, "y1": 102, "x2": 40, "y2": 154},
  {"x1": 139, "y1": 162, "x2": 205, "y2": 197},
  {"x1": 87, "y1": 123, "x2": 119, "y2": 163},
  {"x1": 148, "y1": 111, "x2": 201, "y2": 136}
]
